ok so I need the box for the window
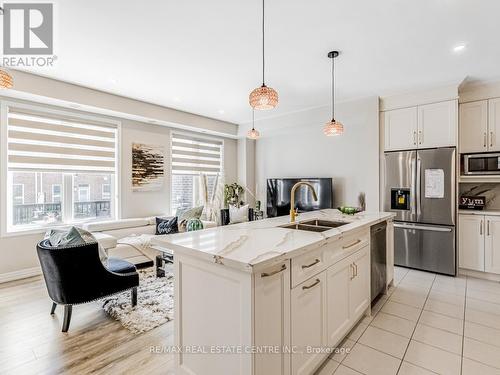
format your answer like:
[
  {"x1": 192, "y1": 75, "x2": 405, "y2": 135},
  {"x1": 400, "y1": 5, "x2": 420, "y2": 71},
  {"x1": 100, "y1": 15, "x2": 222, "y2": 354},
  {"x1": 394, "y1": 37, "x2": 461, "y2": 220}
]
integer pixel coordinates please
[
  {"x1": 52, "y1": 184, "x2": 61, "y2": 203},
  {"x1": 171, "y1": 133, "x2": 223, "y2": 214},
  {"x1": 102, "y1": 183, "x2": 111, "y2": 200},
  {"x1": 77, "y1": 184, "x2": 90, "y2": 202},
  {"x1": 12, "y1": 184, "x2": 24, "y2": 205},
  {"x1": 4, "y1": 104, "x2": 118, "y2": 231}
]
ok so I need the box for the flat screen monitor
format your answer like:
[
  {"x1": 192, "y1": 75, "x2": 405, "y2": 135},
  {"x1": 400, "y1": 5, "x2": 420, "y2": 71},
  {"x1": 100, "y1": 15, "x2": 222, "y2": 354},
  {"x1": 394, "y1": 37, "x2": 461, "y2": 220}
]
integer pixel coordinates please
[{"x1": 266, "y1": 178, "x2": 333, "y2": 218}]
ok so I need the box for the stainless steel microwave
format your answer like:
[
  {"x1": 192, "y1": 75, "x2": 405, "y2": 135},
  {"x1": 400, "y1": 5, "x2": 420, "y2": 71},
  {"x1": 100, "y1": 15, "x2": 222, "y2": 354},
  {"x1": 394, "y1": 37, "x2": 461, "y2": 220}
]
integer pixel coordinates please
[{"x1": 463, "y1": 153, "x2": 500, "y2": 175}]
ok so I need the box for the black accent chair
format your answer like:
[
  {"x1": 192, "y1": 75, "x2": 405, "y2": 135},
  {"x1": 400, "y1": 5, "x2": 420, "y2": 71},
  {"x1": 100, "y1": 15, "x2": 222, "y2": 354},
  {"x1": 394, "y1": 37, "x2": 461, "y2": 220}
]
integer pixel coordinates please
[{"x1": 36, "y1": 239, "x2": 139, "y2": 332}]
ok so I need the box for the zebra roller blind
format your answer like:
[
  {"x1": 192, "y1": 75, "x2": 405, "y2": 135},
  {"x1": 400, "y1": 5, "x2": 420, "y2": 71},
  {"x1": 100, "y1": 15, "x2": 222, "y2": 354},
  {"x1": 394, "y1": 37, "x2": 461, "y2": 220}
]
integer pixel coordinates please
[
  {"x1": 171, "y1": 133, "x2": 223, "y2": 174},
  {"x1": 7, "y1": 107, "x2": 117, "y2": 173}
]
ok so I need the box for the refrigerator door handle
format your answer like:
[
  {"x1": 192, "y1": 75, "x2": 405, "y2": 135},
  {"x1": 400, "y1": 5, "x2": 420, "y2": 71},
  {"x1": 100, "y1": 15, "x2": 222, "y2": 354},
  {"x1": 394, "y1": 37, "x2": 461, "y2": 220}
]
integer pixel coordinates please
[
  {"x1": 416, "y1": 156, "x2": 422, "y2": 218},
  {"x1": 394, "y1": 223, "x2": 453, "y2": 232},
  {"x1": 410, "y1": 155, "x2": 417, "y2": 216}
]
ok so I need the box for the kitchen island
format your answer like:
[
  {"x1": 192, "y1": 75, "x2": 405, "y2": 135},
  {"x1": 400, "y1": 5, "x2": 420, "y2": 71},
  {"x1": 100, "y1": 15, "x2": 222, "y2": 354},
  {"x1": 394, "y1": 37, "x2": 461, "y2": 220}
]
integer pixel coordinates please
[{"x1": 152, "y1": 209, "x2": 395, "y2": 375}]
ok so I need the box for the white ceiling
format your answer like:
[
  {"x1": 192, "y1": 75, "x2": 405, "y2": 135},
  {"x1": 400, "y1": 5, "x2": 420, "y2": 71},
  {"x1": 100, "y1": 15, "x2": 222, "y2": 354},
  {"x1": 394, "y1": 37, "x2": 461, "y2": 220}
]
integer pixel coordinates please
[{"x1": 18, "y1": 0, "x2": 500, "y2": 125}]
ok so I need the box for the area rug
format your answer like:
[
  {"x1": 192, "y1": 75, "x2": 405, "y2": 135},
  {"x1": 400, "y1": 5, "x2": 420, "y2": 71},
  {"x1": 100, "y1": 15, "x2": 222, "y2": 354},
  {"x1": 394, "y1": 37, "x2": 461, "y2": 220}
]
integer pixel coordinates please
[{"x1": 101, "y1": 270, "x2": 174, "y2": 334}]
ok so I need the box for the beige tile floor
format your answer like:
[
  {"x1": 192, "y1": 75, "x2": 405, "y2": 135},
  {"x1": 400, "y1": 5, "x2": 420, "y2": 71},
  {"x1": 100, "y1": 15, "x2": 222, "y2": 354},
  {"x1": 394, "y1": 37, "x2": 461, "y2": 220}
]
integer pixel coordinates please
[{"x1": 316, "y1": 267, "x2": 500, "y2": 375}]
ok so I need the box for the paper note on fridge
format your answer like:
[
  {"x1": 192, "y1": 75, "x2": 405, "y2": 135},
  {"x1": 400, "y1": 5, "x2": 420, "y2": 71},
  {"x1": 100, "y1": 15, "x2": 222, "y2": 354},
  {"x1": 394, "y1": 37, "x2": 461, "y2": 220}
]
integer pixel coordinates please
[{"x1": 424, "y1": 169, "x2": 445, "y2": 198}]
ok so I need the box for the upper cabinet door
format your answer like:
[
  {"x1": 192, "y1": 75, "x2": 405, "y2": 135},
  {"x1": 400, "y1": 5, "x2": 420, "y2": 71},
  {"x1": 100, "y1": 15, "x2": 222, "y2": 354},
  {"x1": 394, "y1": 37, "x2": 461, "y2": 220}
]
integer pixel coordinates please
[
  {"x1": 488, "y1": 98, "x2": 500, "y2": 152},
  {"x1": 485, "y1": 216, "x2": 500, "y2": 275},
  {"x1": 418, "y1": 100, "x2": 457, "y2": 148},
  {"x1": 383, "y1": 107, "x2": 418, "y2": 151},
  {"x1": 460, "y1": 100, "x2": 488, "y2": 153}
]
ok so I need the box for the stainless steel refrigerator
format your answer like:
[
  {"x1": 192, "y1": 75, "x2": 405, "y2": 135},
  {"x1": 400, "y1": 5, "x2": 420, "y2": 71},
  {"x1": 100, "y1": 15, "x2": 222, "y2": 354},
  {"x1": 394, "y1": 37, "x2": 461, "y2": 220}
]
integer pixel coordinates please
[{"x1": 383, "y1": 148, "x2": 456, "y2": 275}]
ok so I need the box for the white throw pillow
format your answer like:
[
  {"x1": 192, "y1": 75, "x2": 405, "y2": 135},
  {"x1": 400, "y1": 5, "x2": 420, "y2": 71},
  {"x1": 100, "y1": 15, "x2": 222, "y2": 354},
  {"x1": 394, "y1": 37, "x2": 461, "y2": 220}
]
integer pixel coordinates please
[{"x1": 229, "y1": 204, "x2": 249, "y2": 224}]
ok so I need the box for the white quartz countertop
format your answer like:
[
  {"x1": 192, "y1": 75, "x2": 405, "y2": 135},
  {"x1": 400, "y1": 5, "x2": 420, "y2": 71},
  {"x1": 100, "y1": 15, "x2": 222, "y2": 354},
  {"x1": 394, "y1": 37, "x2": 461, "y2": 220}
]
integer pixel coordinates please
[{"x1": 152, "y1": 209, "x2": 395, "y2": 272}]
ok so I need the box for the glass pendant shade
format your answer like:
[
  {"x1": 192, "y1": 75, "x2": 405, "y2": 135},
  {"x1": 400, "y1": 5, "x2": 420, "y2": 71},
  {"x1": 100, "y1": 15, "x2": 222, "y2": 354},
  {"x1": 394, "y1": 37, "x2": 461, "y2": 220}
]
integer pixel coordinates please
[
  {"x1": 324, "y1": 51, "x2": 342, "y2": 136},
  {"x1": 249, "y1": 84, "x2": 278, "y2": 110},
  {"x1": 323, "y1": 119, "x2": 344, "y2": 136},
  {"x1": 247, "y1": 127, "x2": 260, "y2": 139},
  {"x1": 0, "y1": 69, "x2": 13, "y2": 89},
  {"x1": 249, "y1": 0, "x2": 278, "y2": 110}
]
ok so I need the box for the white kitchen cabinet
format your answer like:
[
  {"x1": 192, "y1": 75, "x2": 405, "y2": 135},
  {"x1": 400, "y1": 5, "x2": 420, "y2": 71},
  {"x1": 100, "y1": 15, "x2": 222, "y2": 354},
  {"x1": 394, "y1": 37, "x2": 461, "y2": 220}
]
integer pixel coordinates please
[
  {"x1": 383, "y1": 100, "x2": 457, "y2": 151},
  {"x1": 383, "y1": 107, "x2": 418, "y2": 151},
  {"x1": 254, "y1": 262, "x2": 290, "y2": 375},
  {"x1": 459, "y1": 214, "x2": 485, "y2": 271},
  {"x1": 460, "y1": 100, "x2": 488, "y2": 153},
  {"x1": 326, "y1": 258, "x2": 351, "y2": 347},
  {"x1": 489, "y1": 98, "x2": 500, "y2": 152},
  {"x1": 485, "y1": 216, "x2": 500, "y2": 274},
  {"x1": 291, "y1": 272, "x2": 327, "y2": 375},
  {"x1": 418, "y1": 101, "x2": 457, "y2": 148},
  {"x1": 349, "y1": 247, "x2": 370, "y2": 319}
]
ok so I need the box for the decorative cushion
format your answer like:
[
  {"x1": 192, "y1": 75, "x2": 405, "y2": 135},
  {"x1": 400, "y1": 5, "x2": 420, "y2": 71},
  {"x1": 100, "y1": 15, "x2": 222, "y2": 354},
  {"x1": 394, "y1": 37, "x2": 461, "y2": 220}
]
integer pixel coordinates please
[
  {"x1": 45, "y1": 227, "x2": 108, "y2": 265},
  {"x1": 177, "y1": 206, "x2": 204, "y2": 229},
  {"x1": 186, "y1": 218, "x2": 204, "y2": 232},
  {"x1": 229, "y1": 204, "x2": 249, "y2": 224},
  {"x1": 106, "y1": 257, "x2": 137, "y2": 274},
  {"x1": 155, "y1": 216, "x2": 179, "y2": 235}
]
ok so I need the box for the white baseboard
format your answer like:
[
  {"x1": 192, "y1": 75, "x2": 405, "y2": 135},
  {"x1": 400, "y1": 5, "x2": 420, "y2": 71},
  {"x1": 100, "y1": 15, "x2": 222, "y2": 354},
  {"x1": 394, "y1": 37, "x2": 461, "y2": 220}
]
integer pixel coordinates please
[
  {"x1": 0, "y1": 266, "x2": 41, "y2": 284},
  {"x1": 459, "y1": 268, "x2": 500, "y2": 282}
]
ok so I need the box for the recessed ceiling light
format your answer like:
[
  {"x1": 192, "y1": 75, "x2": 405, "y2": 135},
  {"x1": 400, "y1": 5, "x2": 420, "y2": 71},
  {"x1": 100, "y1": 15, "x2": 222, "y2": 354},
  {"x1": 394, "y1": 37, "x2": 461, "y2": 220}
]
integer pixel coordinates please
[
  {"x1": 453, "y1": 44, "x2": 466, "y2": 53},
  {"x1": 218, "y1": 109, "x2": 225, "y2": 114}
]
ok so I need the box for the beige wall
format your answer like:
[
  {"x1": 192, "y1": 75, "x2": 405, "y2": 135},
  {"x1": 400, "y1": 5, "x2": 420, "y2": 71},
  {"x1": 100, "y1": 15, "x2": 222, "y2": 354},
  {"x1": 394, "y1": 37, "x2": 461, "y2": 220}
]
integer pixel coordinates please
[
  {"x1": 254, "y1": 96, "x2": 380, "y2": 213},
  {"x1": 0, "y1": 96, "x2": 238, "y2": 282}
]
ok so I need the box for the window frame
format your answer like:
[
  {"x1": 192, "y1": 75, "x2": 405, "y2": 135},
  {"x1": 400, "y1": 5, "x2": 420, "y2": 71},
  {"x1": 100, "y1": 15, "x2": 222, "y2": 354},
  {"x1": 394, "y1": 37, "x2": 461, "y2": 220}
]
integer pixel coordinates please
[
  {"x1": 170, "y1": 131, "x2": 225, "y2": 215},
  {"x1": 0, "y1": 100, "x2": 121, "y2": 237}
]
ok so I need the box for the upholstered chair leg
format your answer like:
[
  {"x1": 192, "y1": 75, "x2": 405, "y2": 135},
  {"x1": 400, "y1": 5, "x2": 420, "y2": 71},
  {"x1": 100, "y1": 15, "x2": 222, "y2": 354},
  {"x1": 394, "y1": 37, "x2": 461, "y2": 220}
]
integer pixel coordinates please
[
  {"x1": 50, "y1": 302, "x2": 57, "y2": 315},
  {"x1": 62, "y1": 305, "x2": 72, "y2": 332},
  {"x1": 131, "y1": 287, "x2": 138, "y2": 307}
]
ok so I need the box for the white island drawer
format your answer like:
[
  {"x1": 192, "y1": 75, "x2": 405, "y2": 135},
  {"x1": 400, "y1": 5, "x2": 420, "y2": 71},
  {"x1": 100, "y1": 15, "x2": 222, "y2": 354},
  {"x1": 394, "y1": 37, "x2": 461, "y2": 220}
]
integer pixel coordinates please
[
  {"x1": 324, "y1": 228, "x2": 370, "y2": 266},
  {"x1": 291, "y1": 246, "x2": 325, "y2": 288}
]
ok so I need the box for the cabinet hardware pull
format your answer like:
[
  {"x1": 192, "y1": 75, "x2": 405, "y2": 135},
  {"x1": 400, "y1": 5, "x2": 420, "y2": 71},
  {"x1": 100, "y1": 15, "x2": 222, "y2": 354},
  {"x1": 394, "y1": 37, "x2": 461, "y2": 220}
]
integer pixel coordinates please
[
  {"x1": 350, "y1": 264, "x2": 354, "y2": 280},
  {"x1": 491, "y1": 132, "x2": 494, "y2": 148},
  {"x1": 261, "y1": 264, "x2": 286, "y2": 277},
  {"x1": 480, "y1": 220, "x2": 483, "y2": 235},
  {"x1": 418, "y1": 130, "x2": 423, "y2": 145},
  {"x1": 354, "y1": 262, "x2": 358, "y2": 277},
  {"x1": 484, "y1": 133, "x2": 487, "y2": 148},
  {"x1": 413, "y1": 131, "x2": 417, "y2": 145},
  {"x1": 343, "y1": 239, "x2": 361, "y2": 249},
  {"x1": 301, "y1": 258, "x2": 320, "y2": 269},
  {"x1": 302, "y1": 278, "x2": 320, "y2": 290},
  {"x1": 488, "y1": 220, "x2": 490, "y2": 236}
]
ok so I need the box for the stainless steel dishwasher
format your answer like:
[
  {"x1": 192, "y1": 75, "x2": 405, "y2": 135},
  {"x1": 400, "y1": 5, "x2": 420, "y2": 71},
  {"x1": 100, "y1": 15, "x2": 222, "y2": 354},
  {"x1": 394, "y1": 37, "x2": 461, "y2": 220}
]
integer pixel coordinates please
[{"x1": 371, "y1": 222, "x2": 387, "y2": 303}]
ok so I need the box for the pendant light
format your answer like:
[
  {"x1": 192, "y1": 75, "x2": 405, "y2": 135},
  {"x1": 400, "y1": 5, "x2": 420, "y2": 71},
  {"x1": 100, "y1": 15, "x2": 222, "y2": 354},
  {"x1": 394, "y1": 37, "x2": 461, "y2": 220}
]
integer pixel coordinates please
[
  {"x1": 247, "y1": 109, "x2": 260, "y2": 139},
  {"x1": 323, "y1": 51, "x2": 343, "y2": 136},
  {"x1": 249, "y1": 0, "x2": 278, "y2": 110},
  {"x1": 0, "y1": 68, "x2": 13, "y2": 89}
]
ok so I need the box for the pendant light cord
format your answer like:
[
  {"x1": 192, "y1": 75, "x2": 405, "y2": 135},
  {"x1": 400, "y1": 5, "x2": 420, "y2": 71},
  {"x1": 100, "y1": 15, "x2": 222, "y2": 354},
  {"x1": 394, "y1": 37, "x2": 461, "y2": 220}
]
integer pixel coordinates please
[
  {"x1": 262, "y1": 0, "x2": 265, "y2": 85},
  {"x1": 331, "y1": 55, "x2": 335, "y2": 121},
  {"x1": 252, "y1": 109, "x2": 256, "y2": 130}
]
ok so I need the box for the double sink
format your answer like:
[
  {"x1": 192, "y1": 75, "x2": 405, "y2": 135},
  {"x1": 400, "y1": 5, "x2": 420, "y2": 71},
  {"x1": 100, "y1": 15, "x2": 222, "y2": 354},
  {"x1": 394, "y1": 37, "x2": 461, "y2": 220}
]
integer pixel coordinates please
[{"x1": 281, "y1": 219, "x2": 349, "y2": 232}]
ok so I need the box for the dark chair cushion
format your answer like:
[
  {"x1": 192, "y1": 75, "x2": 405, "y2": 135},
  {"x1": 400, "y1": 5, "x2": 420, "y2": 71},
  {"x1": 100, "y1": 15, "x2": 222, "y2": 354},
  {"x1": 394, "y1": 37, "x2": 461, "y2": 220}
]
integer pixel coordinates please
[{"x1": 107, "y1": 257, "x2": 137, "y2": 274}]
